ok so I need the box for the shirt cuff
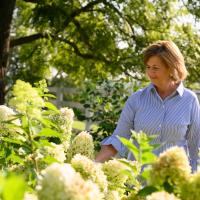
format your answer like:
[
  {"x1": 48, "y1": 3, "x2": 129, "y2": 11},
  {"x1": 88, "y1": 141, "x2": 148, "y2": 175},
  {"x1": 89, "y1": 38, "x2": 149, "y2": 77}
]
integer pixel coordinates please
[
  {"x1": 190, "y1": 159, "x2": 198, "y2": 173},
  {"x1": 101, "y1": 135, "x2": 128, "y2": 157}
]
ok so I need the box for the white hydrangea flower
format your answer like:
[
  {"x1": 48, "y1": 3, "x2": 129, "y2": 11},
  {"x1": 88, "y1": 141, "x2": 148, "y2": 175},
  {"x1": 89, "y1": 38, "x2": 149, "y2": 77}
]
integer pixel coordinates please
[
  {"x1": 150, "y1": 147, "x2": 191, "y2": 187},
  {"x1": 120, "y1": 191, "x2": 141, "y2": 200},
  {"x1": 102, "y1": 159, "x2": 129, "y2": 195},
  {"x1": 60, "y1": 107, "x2": 74, "y2": 124},
  {"x1": 0, "y1": 105, "x2": 21, "y2": 136},
  {"x1": 0, "y1": 105, "x2": 16, "y2": 121},
  {"x1": 9, "y1": 80, "x2": 44, "y2": 118},
  {"x1": 66, "y1": 131, "x2": 94, "y2": 162},
  {"x1": 180, "y1": 171, "x2": 200, "y2": 200},
  {"x1": 45, "y1": 143, "x2": 66, "y2": 163},
  {"x1": 59, "y1": 107, "x2": 74, "y2": 135},
  {"x1": 105, "y1": 190, "x2": 120, "y2": 200},
  {"x1": 55, "y1": 107, "x2": 74, "y2": 152},
  {"x1": 146, "y1": 191, "x2": 180, "y2": 200},
  {"x1": 24, "y1": 192, "x2": 38, "y2": 200},
  {"x1": 71, "y1": 154, "x2": 107, "y2": 194},
  {"x1": 37, "y1": 163, "x2": 103, "y2": 200},
  {"x1": 18, "y1": 147, "x2": 26, "y2": 156}
]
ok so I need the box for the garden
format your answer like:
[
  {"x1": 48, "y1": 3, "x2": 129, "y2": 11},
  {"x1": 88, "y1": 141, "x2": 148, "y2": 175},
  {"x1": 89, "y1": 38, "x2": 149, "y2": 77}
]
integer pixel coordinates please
[
  {"x1": 0, "y1": 79, "x2": 199, "y2": 200},
  {"x1": 1, "y1": 0, "x2": 200, "y2": 200}
]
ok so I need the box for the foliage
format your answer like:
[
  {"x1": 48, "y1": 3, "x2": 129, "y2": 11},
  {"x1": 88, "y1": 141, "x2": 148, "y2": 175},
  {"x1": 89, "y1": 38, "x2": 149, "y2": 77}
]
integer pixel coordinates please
[
  {"x1": 79, "y1": 77, "x2": 142, "y2": 150},
  {"x1": 0, "y1": 80, "x2": 72, "y2": 188},
  {"x1": 1, "y1": 79, "x2": 200, "y2": 200},
  {"x1": 119, "y1": 131, "x2": 159, "y2": 193},
  {"x1": 0, "y1": 173, "x2": 27, "y2": 200},
  {"x1": 7, "y1": 0, "x2": 200, "y2": 88}
]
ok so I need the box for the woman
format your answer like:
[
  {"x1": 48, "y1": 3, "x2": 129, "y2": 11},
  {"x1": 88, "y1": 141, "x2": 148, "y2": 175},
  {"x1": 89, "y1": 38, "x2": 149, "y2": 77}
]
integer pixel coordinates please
[{"x1": 95, "y1": 40, "x2": 200, "y2": 172}]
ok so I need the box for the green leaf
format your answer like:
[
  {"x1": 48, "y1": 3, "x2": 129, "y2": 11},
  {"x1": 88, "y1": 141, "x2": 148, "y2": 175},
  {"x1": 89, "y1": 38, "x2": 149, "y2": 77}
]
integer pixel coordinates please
[
  {"x1": 140, "y1": 167, "x2": 151, "y2": 180},
  {"x1": 37, "y1": 128, "x2": 61, "y2": 138},
  {"x1": 2, "y1": 138, "x2": 23, "y2": 145},
  {"x1": 21, "y1": 116, "x2": 28, "y2": 128},
  {"x1": 119, "y1": 159, "x2": 140, "y2": 175},
  {"x1": 118, "y1": 136, "x2": 139, "y2": 159},
  {"x1": 3, "y1": 175, "x2": 26, "y2": 200},
  {"x1": 44, "y1": 102, "x2": 59, "y2": 112},
  {"x1": 151, "y1": 143, "x2": 161, "y2": 149},
  {"x1": 141, "y1": 152, "x2": 156, "y2": 164},
  {"x1": 42, "y1": 155, "x2": 59, "y2": 164},
  {"x1": 36, "y1": 117, "x2": 58, "y2": 128},
  {"x1": 163, "y1": 181, "x2": 174, "y2": 193},
  {"x1": 37, "y1": 139, "x2": 54, "y2": 147},
  {"x1": 137, "y1": 186, "x2": 158, "y2": 197},
  {"x1": 43, "y1": 93, "x2": 56, "y2": 99},
  {"x1": 7, "y1": 153, "x2": 24, "y2": 165}
]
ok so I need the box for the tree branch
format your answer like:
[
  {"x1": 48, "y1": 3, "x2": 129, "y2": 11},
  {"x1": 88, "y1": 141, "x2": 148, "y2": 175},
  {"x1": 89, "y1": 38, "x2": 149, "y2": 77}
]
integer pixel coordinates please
[
  {"x1": 72, "y1": 19, "x2": 92, "y2": 49},
  {"x1": 57, "y1": 37, "x2": 111, "y2": 64},
  {"x1": 62, "y1": 0, "x2": 104, "y2": 29},
  {"x1": 10, "y1": 32, "x2": 112, "y2": 64},
  {"x1": 10, "y1": 33, "x2": 47, "y2": 47},
  {"x1": 23, "y1": 0, "x2": 38, "y2": 3}
]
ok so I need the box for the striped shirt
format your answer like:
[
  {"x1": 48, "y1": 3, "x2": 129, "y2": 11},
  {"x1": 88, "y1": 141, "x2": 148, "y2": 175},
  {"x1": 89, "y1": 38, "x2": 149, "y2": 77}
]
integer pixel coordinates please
[{"x1": 102, "y1": 82, "x2": 200, "y2": 171}]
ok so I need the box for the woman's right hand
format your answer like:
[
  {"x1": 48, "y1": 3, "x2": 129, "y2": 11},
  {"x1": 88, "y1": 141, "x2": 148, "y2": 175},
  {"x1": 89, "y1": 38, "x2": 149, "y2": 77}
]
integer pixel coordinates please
[{"x1": 95, "y1": 144, "x2": 118, "y2": 162}]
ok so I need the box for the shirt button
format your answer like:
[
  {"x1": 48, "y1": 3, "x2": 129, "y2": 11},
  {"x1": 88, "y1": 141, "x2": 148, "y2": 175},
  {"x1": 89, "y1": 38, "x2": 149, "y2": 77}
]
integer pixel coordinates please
[
  {"x1": 159, "y1": 124, "x2": 162, "y2": 128},
  {"x1": 162, "y1": 105, "x2": 165, "y2": 108}
]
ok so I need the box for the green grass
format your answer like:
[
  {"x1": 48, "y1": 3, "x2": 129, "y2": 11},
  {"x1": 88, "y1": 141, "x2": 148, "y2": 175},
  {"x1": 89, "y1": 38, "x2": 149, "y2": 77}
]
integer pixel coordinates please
[
  {"x1": 73, "y1": 120, "x2": 98, "y2": 131},
  {"x1": 73, "y1": 120, "x2": 85, "y2": 131}
]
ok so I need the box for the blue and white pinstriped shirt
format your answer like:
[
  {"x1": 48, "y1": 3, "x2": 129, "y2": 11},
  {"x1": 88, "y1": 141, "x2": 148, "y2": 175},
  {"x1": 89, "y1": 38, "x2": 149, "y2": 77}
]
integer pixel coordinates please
[{"x1": 102, "y1": 82, "x2": 200, "y2": 171}]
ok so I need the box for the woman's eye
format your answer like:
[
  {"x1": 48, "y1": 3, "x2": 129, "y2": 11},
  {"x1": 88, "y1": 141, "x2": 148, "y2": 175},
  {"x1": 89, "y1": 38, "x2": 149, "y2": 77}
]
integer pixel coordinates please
[
  {"x1": 146, "y1": 66, "x2": 160, "y2": 71},
  {"x1": 153, "y1": 67, "x2": 159, "y2": 70}
]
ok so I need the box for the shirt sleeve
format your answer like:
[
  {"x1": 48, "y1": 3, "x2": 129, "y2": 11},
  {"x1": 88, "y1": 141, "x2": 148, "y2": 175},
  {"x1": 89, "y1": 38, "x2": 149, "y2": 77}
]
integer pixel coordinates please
[
  {"x1": 186, "y1": 95, "x2": 200, "y2": 172},
  {"x1": 101, "y1": 93, "x2": 138, "y2": 157}
]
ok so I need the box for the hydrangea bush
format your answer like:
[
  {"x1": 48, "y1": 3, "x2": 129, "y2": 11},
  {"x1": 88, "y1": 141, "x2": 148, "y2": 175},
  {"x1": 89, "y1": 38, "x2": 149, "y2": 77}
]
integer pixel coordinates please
[
  {"x1": 1, "y1": 80, "x2": 200, "y2": 200},
  {"x1": 66, "y1": 131, "x2": 95, "y2": 162}
]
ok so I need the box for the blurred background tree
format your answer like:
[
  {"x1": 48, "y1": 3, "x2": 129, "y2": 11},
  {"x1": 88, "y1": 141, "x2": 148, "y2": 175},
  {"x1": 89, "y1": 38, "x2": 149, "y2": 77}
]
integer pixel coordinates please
[{"x1": 0, "y1": 0, "x2": 200, "y2": 104}]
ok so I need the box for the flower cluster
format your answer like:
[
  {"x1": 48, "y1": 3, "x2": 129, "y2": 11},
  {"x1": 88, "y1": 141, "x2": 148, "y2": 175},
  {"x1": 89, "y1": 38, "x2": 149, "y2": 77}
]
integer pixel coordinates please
[
  {"x1": 48, "y1": 107, "x2": 74, "y2": 152},
  {"x1": 105, "y1": 190, "x2": 120, "y2": 200},
  {"x1": 66, "y1": 131, "x2": 94, "y2": 162},
  {"x1": 121, "y1": 191, "x2": 145, "y2": 200},
  {"x1": 37, "y1": 163, "x2": 103, "y2": 200},
  {"x1": 59, "y1": 107, "x2": 74, "y2": 151},
  {"x1": 9, "y1": 80, "x2": 44, "y2": 118},
  {"x1": 180, "y1": 171, "x2": 200, "y2": 200},
  {"x1": 149, "y1": 147, "x2": 191, "y2": 187},
  {"x1": 44, "y1": 143, "x2": 66, "y2": 163},
  {"x1": 71, "y1": 154, "x2": 107, "y2": 194},
  {"x1": 24, "y1": 192, "x2": 38, "y2": 200},
  {"x1": 0, "y1": 105, "x2": 20, "y2": 137},
  {"x1": 24, "y1": 143, "x2": 66, "y2": 172},
  {"x1": 102, "y1": 159, "x2": 129, "y2": 195},
  {"x1": 146, "y1": 191, "x2": 180, "y2": 200}
]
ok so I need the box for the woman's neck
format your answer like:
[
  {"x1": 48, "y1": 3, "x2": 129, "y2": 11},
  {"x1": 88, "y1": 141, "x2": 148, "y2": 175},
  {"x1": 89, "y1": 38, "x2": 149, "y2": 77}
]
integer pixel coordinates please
[{"x1": 154, "y1": 81, "x2": 179, "y2": 99}]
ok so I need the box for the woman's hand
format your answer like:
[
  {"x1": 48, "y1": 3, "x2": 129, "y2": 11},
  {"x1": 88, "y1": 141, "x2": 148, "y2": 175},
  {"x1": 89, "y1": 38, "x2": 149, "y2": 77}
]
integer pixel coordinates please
[{"x1": 95, "y1": 144, "x2": 118, "y2": 162}]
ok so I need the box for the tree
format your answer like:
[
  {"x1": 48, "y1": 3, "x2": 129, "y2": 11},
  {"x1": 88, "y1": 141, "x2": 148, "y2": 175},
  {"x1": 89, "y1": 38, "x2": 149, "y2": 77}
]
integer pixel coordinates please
[
  {"x1": 10, "y1": 0, "x2": 173, "y2": 81},
  {"x1": 1, "y1": 0, "x2": 200, "y2": 104},
  {"x1": 0, "y1": 0, "x2": 16, "y2": 104}
]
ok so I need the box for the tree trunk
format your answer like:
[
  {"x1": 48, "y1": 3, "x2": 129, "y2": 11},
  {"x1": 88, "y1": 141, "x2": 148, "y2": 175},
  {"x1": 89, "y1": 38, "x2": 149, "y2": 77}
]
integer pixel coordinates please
[{"x1": 0, "y1": 0, "x2": 16, "y2": 104}]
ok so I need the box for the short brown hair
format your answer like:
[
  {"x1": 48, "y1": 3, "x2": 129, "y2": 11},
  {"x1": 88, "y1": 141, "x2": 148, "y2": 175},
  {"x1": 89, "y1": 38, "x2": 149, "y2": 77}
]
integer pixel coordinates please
[{"x1": 143, "y1": 40, "x2": 188, "y2": 81}]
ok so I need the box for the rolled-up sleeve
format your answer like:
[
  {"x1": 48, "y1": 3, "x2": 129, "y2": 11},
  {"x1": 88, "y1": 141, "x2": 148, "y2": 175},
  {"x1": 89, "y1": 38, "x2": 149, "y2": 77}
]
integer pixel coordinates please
[
  {"x1": 186, "y1": 96, "x2": 200, "y2": 172},
  {"x1": 101, "y1": 92, "x2": 138, "y2": 157}
]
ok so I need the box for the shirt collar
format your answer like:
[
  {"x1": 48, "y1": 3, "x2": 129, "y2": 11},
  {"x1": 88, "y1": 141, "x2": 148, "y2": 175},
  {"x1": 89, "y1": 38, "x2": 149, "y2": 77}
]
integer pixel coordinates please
[
  {"x1": 147, "y1": 82, "x2": 184, "y2": 97},
  {"x1": 176, "y1": 82, "x2": 184, "y2": 96}
]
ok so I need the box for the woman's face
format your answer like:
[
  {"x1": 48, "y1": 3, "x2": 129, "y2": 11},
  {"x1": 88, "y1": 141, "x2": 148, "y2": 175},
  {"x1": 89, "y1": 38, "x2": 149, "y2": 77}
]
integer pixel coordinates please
[{"x1": 146, "y1": 56, "x2": 171, "y2": 86}]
